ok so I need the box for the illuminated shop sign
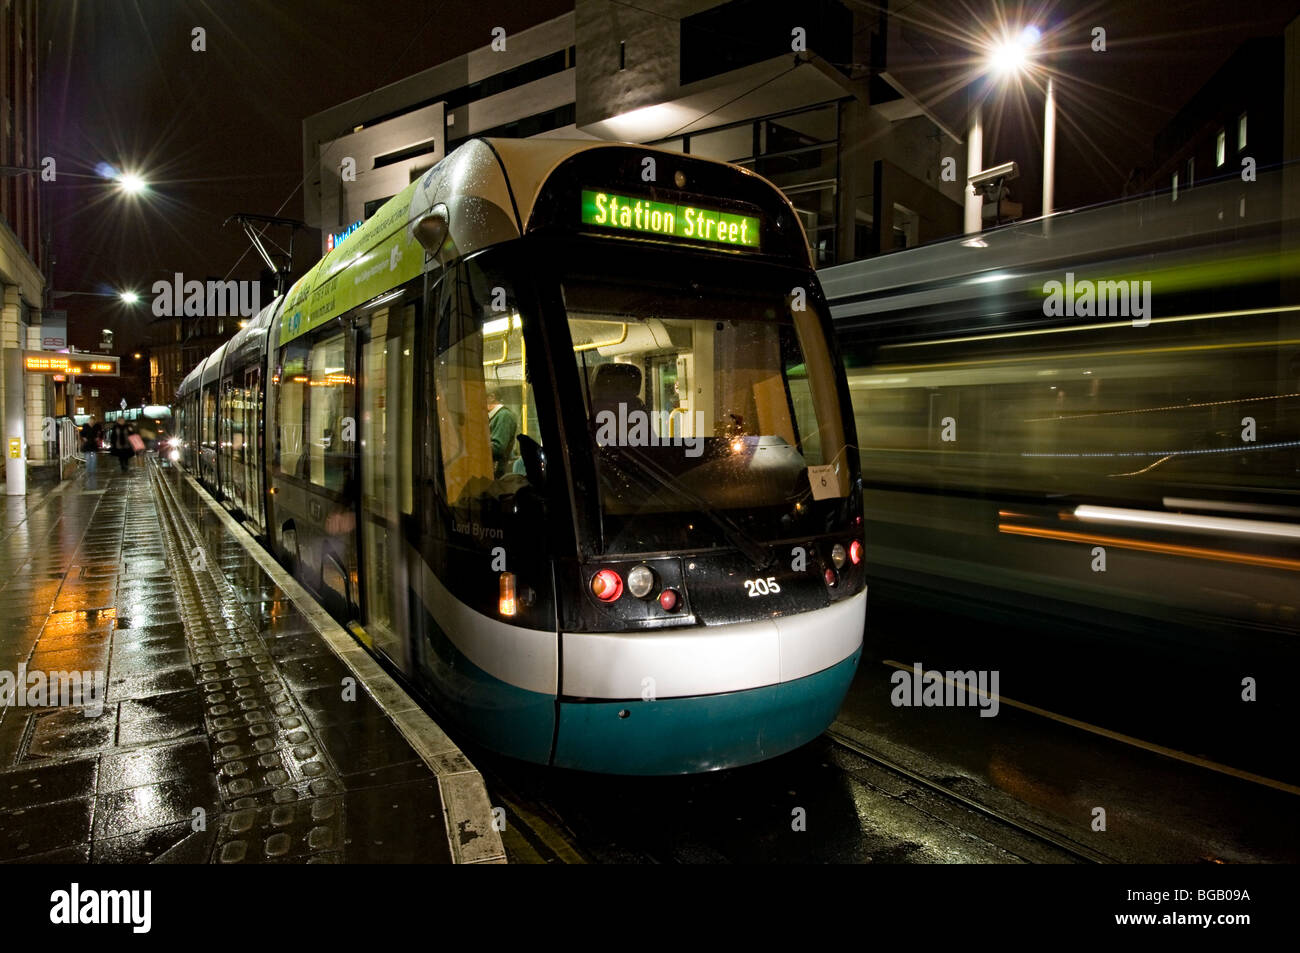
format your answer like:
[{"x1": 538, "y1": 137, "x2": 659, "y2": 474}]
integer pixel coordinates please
[
  {"x1": 326, "y1": 219, "x2": 364, "y2": 252},
  {"x1": 580, "y1": 190, "x2": 761, "y2": 249}
]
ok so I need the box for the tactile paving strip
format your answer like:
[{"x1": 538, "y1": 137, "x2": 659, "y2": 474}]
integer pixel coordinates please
[{"x1": 149, "y1": 463, "x2": 346, "y2": 862}]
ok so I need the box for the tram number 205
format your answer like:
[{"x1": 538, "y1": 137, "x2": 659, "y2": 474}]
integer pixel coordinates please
[{"x1": 744, "y1": 576, "x2": 782, "y2": 597}]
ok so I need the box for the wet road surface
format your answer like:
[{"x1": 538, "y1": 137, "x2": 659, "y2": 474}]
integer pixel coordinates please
[{"x1": 476, "y1": 583, "x2": 1300, "y2": 864}]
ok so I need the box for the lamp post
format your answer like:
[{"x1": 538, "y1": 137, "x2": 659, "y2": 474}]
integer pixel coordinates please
[
  {"x1": 976, "y1": 25, "x2": 1056, "y2": 226},
  {"x1": 1043, "y1": 75, "x2": 1056, "y2": 217}
]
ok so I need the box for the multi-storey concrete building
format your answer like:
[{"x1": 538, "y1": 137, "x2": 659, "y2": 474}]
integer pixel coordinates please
[{"x1": 302, "y1": 1, "x2": 968, "y2": 267}]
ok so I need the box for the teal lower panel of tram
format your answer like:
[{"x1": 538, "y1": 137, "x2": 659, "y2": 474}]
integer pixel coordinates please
[{"x1": 551, "y1": 650, "x2": 861, "y2": 775}]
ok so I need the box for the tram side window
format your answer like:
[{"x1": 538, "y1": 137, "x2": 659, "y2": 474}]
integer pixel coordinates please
[
  {"x1": 361, "y1": 303, "x2": 417, "y2": 518},
  {"x1": 220, "y1": 377, "x2": 235, "y2": 459},
  {"x1": 231, "y1": 382, "x2": 246, "y2": 461},
  {"x1": 842, "y1": 296, "x2": 1300, "y2": 496},
  {"x1": 430, "y1": 260, "x2": 541, "y2": 522},
  {"x1": 202, "y1": 385, "x2": 216, "y2": 448},
  {"x1": 307, "y1": 331, "x2": 353, "y2": 492},
  {"x1": 275, "y1": 341, "x2": 309, "y2": 479}
]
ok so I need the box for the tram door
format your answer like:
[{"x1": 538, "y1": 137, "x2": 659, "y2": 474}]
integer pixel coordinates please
[
  {"x1": 414, "y1": 258, "x2": 560, "y2": 763},
  {"x1": 648, "y1": 354, "x2": 693, "y2": 438},
  {"x1": 357, "y1": 303, "x2": 417, "y2": 671},
  {"x1": 244, "y1": 365, "x2": 263, "y2": 529}
]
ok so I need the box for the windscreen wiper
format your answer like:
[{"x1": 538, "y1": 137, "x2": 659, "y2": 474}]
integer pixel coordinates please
[{"x1": 608, "y1": 444, "x2": 776, "y2": 572}]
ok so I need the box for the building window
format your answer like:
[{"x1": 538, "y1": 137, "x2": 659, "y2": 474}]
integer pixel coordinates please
[
  {"x1": 690, "y1": 124, "x2": 755, "y2": 164},
  {"x1": 1171, "y1": 171, "x2": 1179, "y2": 201},
  {"x1": 1216, "y1": 129, "x2": 1225, "y2": 167},
  {"x1": 1186, "y1": 157, "x2": 1194, "y2": 188},
  {"x1": 363, "y1": 196, "x2": 395, "y2": 218},
  {"x1": 1238, "y1": 112, "x2": 1247, "y2": 150}
]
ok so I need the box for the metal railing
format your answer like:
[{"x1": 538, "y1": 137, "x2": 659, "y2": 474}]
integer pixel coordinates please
[{"x1": 56, "y1": 417, "x2": 83, "y2": 474}]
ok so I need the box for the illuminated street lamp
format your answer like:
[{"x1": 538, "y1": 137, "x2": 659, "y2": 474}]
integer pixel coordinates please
[
  {"x1": 116, "y1": 172, "x2": 147, "y2": 195},
  {"x1": 985, "y1": 25, "x2": 1055, "y2": 219},
  {"x1": 50, "y1": 288, "x2": 143, "y2": 303},
  {"x1": 989, "y1": 25, "x2": 1041, "y2": 76}
]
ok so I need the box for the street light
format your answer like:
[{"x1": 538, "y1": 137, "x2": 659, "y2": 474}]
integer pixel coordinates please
[
  {"x1": 51, "y1": 288, "x2": 143, "y2": 303},
  {"x1": 116, "y1": 172, "x2": 147, "y2": 195},
  {"x1": 984, "y1": 24, "x2": 1055, "y2": 220},
  {"x1": 988, "y1": 25, "x2": 1041, "y2": 76}
]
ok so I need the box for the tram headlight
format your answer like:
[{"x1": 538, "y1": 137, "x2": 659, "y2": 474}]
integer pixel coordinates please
[
  {"x1": 831, "y1": 543, "x2": 847, "y2": 569},
  {"x1": 627, "y1": 565, "x2": 655, "y2": 599},
  {"x1": 591, "y1": 569, "x2": 623, "y2": 602}
]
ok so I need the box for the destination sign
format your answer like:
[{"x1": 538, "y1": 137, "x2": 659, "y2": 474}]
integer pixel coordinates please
[
  {"x1": 22, "y1": 351, "x2": 119, "y2": 377},
  {"x1": 581, "y1": 190, "x2": 760, "y2": 249}
]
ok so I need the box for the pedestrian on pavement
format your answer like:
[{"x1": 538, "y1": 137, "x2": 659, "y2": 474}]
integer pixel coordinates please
[
  {"x1": 109, "y1": 420, "x2": 133, "y2": 472},
  {"x1": 127, "y1": 425, "x2": 145, "y2": 465},
  {"x1": 80, "y1": 418, "x2": 99, "y2": 478}
]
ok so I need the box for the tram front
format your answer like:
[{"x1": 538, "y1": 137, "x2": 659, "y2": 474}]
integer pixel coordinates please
[{"x1": 524, "y1": 145, "x2": 867, "y2": 773}]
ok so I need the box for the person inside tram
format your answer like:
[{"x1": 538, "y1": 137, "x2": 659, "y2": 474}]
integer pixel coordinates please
[
  {"x1": 589, "y1": 362, "x2": 646, "y2": 422},
  {"x1": 486, "y1": 386, "x2": 517, "y2": 479}
]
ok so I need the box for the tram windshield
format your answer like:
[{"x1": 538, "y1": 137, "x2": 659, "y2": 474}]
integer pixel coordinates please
[{"x1": 562, "y1": 263, "x2": 851, "y2": 551}]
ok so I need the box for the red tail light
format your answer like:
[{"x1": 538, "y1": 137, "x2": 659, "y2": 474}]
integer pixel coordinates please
[
  {"x1": 823, "y1": 567, "x2": 837, "y2": 587},
  {"x1": 659, "y1": 588, "x2": 679, "y2": 611},
  {"x1": 592, "y1": 569, "x2": 623, "y2": 602},
  {"x1": 849, "y1": 540, "x2": 863, "y2": 565}
]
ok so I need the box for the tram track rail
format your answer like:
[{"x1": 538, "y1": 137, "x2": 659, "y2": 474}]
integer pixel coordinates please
[
  {"x1": 825, "y1": 724, "x2": 1114, "y2": 864},
  {"x1": 477, "y1": 723, "x2": 1118, "y2": 864}
]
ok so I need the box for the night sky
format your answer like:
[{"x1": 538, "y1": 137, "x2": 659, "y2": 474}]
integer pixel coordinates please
[
  {"x1": 37, "y1": 0, "x2": 1300, "y2": 360},
  {"x1": 39, "y1": 0, "x2": 572, "y2": 358}
]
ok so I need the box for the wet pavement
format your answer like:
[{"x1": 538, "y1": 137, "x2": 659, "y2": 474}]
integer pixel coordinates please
[{"x1": 0, "y1": 459, "x2": 457, "y2": 863}]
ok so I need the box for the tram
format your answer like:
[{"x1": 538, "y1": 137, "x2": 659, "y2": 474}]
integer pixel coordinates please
[
  {"x1": 176, "y1": 138, "x2": 866, "y2": 774},
  {"x1": 822, "y1": 168, "x2": 1300, "y2": 647}
]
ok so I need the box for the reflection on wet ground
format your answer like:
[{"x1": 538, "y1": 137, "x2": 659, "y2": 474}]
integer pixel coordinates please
[{"x1": 0, "y1": 465, "x2": 449, "y2": 863}]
